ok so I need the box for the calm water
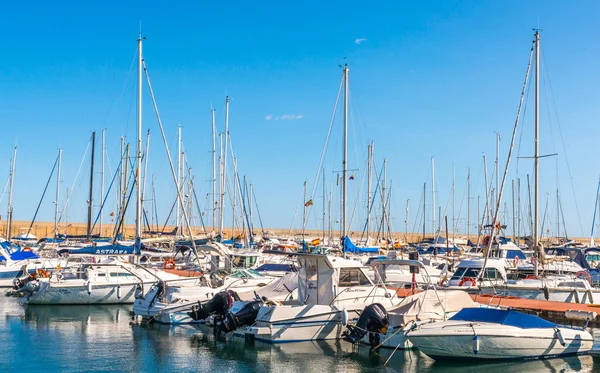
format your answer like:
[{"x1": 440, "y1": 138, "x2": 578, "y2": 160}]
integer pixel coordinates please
[{"x1": 1, "y1": 297, "x2": 599, "y2": 372}]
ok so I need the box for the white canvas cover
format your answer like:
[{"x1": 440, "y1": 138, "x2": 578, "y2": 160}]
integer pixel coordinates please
[
  {"x1": 389, "y1": 290, "x2": 475, "y2": 326},
  {"x1": 297, "y1": 255, "x2": 336, "y2": 306},
  {"x1": 238, "y1": 272, "x2": 298, "y2": 301}
]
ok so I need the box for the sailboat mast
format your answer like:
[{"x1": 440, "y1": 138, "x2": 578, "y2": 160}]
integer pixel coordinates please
[
  {"x1": 367, "y1": 142, "x2": 372, "y2": 239},
  {"x1": 100, "y1": 130, "x2": 105, "y2": 236},
  {"x1": 54, "y1": 149, "x2": 62, "y2": 239},
  {"x1": 534, "y1": 30, "x2": 540, "y2": 276},
  {"x1": 322, "y1": 169, "x2": 326, "y2": 240},
  {"x1": 6, "y1": 147, "x2": 16, "y2": 242},
  {"x1": 467, "y1": 168, "x2": 471, "y2": 241},
  {"x1": 135, "y1": 34, "x2": 143, "y2": 252},
  {"x1": 211, "y1": 109, "x2": 217, "y2": 231},
  {"x1": 423, "y1": 182, "x2": 426, "y2": 239},
  {"x1": 176, "y1": 125, "x2": 181, "y2": 234},
  {"x1": 590, "y1": 177, "x2": 600, "y2": 247},
  {"x1": 302, "y1": 180, "x2": 306, "y2": 242},
  {"x1": 431, "y1": 157, "x2": 435, "y2": 235},
  {"x1": 87, "y1": 131, "x2": 96, "y2": 239},
  {"x1": 220, "y1": 97, "x2": 229, "y2": 236},
  {"x1": 342, "y1": 64, "x2": 349, "y2": 240}
]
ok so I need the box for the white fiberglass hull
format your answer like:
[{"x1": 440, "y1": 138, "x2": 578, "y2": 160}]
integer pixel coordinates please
[
  {"x1": 479, "y1": 286, "x2": 599, "y2": 304},
  {"x1": 24, "y1": 280, "x2": 149, "y2": 305},
  {"x1": 408, "y1": 321, "x2": 593, "y2": 360},
  {"x1": 242, "y1": 305, "x2": 355, "y2": 343}
]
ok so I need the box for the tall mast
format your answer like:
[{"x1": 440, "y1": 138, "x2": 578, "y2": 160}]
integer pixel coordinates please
[
  {"x1": 423, "y1": 182, "x2": 426, "y2": 239},
  {"x1": 328, "y1": 184, "x2": 333, "y2": 243},
  {"x1": 342, "y1": 64, "x2": 349, "y2": 240},
  {"x1": 431, "y1": 157, "x2": 435, "y2": 235},
  {"x1": 512, "y1": 179, "x2": 516, "y2": 242},
  {"x1": 249, "y1": 183, "x2": 253, "y2": 236},
  {"x1": 495, "y1": 133, "x2": 500, "y2": 211},
  {"x1": 54, "y1": 149, "x2": 62, "y2": 239},
  {"x1": 534, "y1": 30, "x2": 540, "y2": 276},
  {"x1": 220, "y1": 97, "x2": 229, "y2": 236},
  {"x1": 6, "y1": 147, "x2": 17, "y2": 242},
  {"x1": 119, "y1": 136, "x2": 124, "y2": 214},
  {"x1": 211, "y1": 109, "x2": 217, "y2": 231},
  {"x1": 87, "y1": 131, "x2": 96, "y2": 238},
  {"x1": 405, "y1": 199, "x2": 409, "y2": 243},
  {"x1": 556, "y1": 189, "x2": 560, "y2": 239},
  {"x1": 467, "y1": 167, "x2": 471, "y2": 241},
  {"x1": 218, "y1": 133, "x2": 224, "y2": 236},
  {"x1": 100, "y1": 130, "x2": 105, "y2": 236},
  {"x1": 452, "y1": 163, "x2": 455, "y2": 242},
  {"x1": 176, "y1": 125, "x2": 181, "y2": 234},
  {"x1": 517, "y1": 178, "x2": 521, "y2": 245},
  {"x1": 302, "y1": 180, "x2": 307, "y2": 242},
  {"x1": 135, "y1": 33, "x2": 143, "y2": 253},
  {"x1": 382, "y1": 158, "x2": 387, "y2": 236},
  {"x1": 142, "y1": 129, "x2": 151, "y2": 231},
  {"x1": 322, "y1": 169, "x2": 326, "y2": 240},
  {"x1": 367, "y1": 142, "x2": 373, "y2": 239}
]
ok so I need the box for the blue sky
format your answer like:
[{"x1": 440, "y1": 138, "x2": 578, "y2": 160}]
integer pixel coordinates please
[{"x1": 0, "y1": 1, "x2": 599, "y2": 238}]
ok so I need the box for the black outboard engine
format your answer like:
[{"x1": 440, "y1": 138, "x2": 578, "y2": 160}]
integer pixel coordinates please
[
  {"x1": 187, "y1": 290, "x2": 240, "y2": 321},
  {"x1": 219, "y1": 299, "x2": 264, "y2": 333},
  {"x1": 13, "y1": 274, "x2": 33, "y2": 290},
  {"x1": 342, "y1": 303, "x2": 389, "y2": 345}
]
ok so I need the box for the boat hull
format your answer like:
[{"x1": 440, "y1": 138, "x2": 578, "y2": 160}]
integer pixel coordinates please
[
  {"x1": 408, "y1": 321, "x2": 593, "y2": 360},
  {"x1": 25, "y1": 281, "x2": 145, "y2": 305}
]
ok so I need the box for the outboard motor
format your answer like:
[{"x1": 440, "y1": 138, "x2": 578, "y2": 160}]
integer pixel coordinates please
[
  {"x1": 342, "y1": 303, "x2": 389, "y2": 345},
  {"x1": 219, "y1": 299, "x2": 264, "y2": 333},
  {"x1": 187, "y1": 290, "x2": 239, "y2": 321},
  {"x1": 13, "y1": 274, "x2": 33, "y2": 290}
]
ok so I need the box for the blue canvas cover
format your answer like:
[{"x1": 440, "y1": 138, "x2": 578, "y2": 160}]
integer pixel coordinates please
[
  {"x1": 0, "y1": 241, "x2": 39, "y2": 261},
  {"x1": 343, "y1": 236, "x2": 379, "y2": 253},
  {"x1": 450, "y1": 307, "x2": 556, "y2": 329}
]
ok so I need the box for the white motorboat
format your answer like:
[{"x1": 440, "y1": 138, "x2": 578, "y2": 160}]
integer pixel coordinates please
[
  {"x1": 407, "y1": 307, "x2": 594, "y2": 360},
  {"x1": 0, "y1": 241, "x2": 69, "y2": 288},
  {"x1": 18, "y1": 257, "x2": 189, "y2": 305},
  {"x1": 479, "y1": 274, "x2": 600, "y2": 304},
  {"x1": 132, "y1": 268, "x2": 280, "y2": 324},
  {"x1": 219, "y1": 253, "x2": 400, "y2": 343}
]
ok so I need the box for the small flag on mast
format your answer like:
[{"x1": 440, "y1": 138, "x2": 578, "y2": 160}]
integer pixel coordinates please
[
  {"x1": 304, "y1": 199, "x2": 313, "y2": 207},
  {"x1": 349, "y1": 175, "x2": 355, "y2": 180}
]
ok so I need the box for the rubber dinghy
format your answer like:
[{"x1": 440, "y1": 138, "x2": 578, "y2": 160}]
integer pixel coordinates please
[{"x1": 407, "y1": 307, "x2": 594, "y2": 360}]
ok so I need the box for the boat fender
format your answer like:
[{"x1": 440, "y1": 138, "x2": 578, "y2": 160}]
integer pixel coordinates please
[
  {"x1": 483, "y1": 236, "x2": 491, "y2": 247},
  {"x1": 542, "y1": 286, "x2": 550, "y2": 301},
  {"x1": 565, "y1": 310, "x2": 597, "y2": 321},
  {"x1": 554, "y1": 328, "x2": 566, "y2": 347},
  {"x1": 341, "y1": 308, "x2": 348, "y2": 327},
  {"x1": 472, "y1": 335, "x2": 480, "y2": 354},
  {"x1": 513, "y1": 255, "x2": 519, "y2": 267},
  {"x1": 87, "y1": 281, "x2": 93, "y2": 295},
  {"x1": 117, "y1": 285, "x2": 122, "y2": 299},
  {"x1": 573, "y1": 289, "x2": 580, "y2": 304}
]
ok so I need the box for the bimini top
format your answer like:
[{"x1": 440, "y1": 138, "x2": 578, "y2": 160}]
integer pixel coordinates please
[{"x1": 450, "y1": 307, "x2": 556, "y2": 329}]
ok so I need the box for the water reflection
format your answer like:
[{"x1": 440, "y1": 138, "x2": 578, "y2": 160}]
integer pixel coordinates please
[{"x1": 0, "y1": 297, "x2": 598, "y2": 372}]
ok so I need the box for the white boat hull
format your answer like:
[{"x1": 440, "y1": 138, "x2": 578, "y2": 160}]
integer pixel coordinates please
[
  {"x1": 408, "y1": 321, "x2": 593, "y2": 360},
  {"x1": 25, "y1": 281, "x2": 147, "y2": 305}
]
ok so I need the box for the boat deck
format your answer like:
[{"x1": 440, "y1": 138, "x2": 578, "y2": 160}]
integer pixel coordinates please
[{"x1": 471, "y1": 293, "x2": 600, "y2": 327}]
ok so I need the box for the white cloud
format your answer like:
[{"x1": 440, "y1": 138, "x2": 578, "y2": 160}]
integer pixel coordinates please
[
  {"x1": 355, "y1": 37, "x2": 367, "y2": 45},
  {"x1": 265, "y1": 114, "x2": 304, "y2": 121}
]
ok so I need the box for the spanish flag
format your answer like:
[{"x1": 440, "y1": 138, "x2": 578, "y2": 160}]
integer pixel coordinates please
[
  {"x1": 349, "y1": 174, "x2": 355, "y2": 180},
  {"x1": 304, "y1": 199, "x2": 313, "y2": 207},
  {"x1": 311, "y1": 238, "x2": 321, "y2": 246}
]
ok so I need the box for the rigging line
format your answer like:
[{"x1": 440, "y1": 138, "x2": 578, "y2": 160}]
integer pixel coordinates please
[
  {"x1": 305, "y1": 73, "x2": 344, "y2": 218},
  {"x1": 479, "y1": 39, "x2": 534, "y2": 279},
  {"x1": 541, "y1": 50, "x2": 585, "y2": 237},
  {"x1": 348, "y1": 156, "x2": 368, "y2": 235},
  {"x1": 183, "y1": 157, "x2": 207, "y2": 235},
  {"x1": 90, "y1": 156, "x2": 122, "y2": 233},
  {"x1": 288, "y1": 185, "x2": 305, "y2": 236},
  {"x1": 58, "y1": 138, "x2": 92, "y2": 223},
  {"x1": 26, "y1": 155, "x2": 59, "y2": 237},
  {"x1": 0, "y1": 174, "x2": 10, "y2": 207},
  {"x1": 251, "y1": 187, "x2": 266, "y2": 237},
  {"x1": 104, "y1": 47, "x2": 138, "y2": 126},
  {"x1": 515, "y1": 63, "x2": 533, "y2": 178}
]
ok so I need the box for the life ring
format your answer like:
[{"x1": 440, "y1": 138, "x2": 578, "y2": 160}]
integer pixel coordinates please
[
  {"x1": 483, "y1": 236, "x2": 491, "y2": 247},
  {"x1": 163, "y1": 259, "x2": 176, "y2": 270},
  {"x1": 524, "y1": 275, "x2": 538, "y2": 280},
  {"x1": 576, "y1": 270, "x2": 592, "y2": 284},
  {"x1": 22, "y1": 247, "x2": 32, "y2": 252},
  {"x1": 458, "y1": 277, "x2": 477, "y2": 287},
  {"x1": 513, "y1": 255, "x2": 519, "y2": 267},
  {"x1": 36, "y1": 269, "x2": 49, "y2": 278}
]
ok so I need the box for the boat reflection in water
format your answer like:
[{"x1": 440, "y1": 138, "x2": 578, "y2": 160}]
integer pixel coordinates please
[{"x1": 1, "y1": 297, "x2": 599, "y2": 372}]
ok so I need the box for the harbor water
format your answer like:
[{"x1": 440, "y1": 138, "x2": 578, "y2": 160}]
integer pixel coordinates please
[{"x1": 1, "y1": 297, "x2": 599, "y2": 373}]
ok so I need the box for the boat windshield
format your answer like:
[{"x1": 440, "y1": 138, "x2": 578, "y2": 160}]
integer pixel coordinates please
[{"x1": 451, "y1": 267, "x2": 480, "y2": 280}]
